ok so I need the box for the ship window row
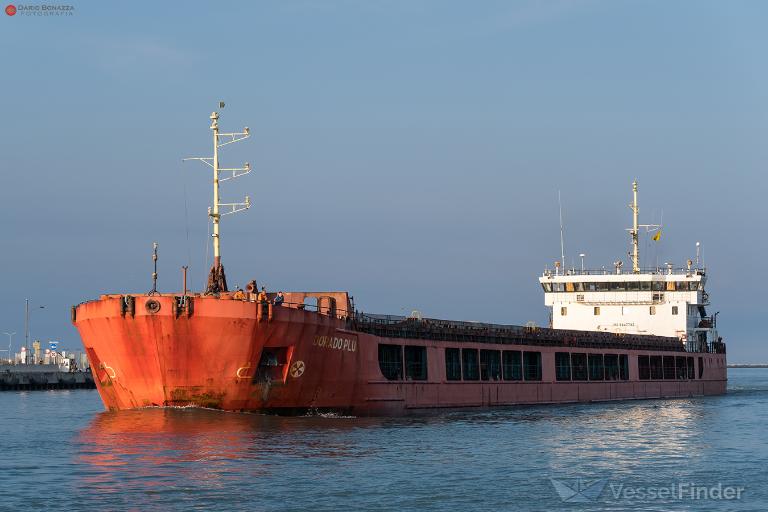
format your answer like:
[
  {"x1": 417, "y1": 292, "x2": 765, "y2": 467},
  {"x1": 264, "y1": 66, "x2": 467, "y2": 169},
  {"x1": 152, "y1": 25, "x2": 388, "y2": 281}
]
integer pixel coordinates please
[
  {"x1": 576, "y1": 305, "x2": 679, "y2": 316},
  {"x1": 555, "y1": 352, "x2": 629, "y2": 381},
  {"x1": 543, "y1": 281, "x2": 702, "y2": 293},
  {"x1": 446, "y1": 349, "x2": 541, "y2": 382},
  {"x1": 638, "y1": 355, "x2": 696, "y2": 380},
  {"x1": 378, "y1": 344, "x2": 428, "y2": 381},
  {"x1": 379, "y1": 345, "x2": 697, "y2": 382}
]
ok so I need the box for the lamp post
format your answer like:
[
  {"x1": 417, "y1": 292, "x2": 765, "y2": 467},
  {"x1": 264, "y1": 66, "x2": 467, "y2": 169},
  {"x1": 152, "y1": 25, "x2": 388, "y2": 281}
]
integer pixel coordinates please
[
  {"x1": 24, "y1": 299, "x2": 45, "y2": 362},
  {"x1": 580, "y1": 253, "x2": 586, "y2": 273},
  {"x1": 2, "y1": 332, "x2": 14, "y2": 363}
]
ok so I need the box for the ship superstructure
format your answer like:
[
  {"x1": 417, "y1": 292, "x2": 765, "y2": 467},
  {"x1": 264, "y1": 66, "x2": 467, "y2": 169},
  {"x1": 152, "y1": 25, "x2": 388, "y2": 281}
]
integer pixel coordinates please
[{"x1": 540, "y1": 182, "x2": 720, "y2": 354}]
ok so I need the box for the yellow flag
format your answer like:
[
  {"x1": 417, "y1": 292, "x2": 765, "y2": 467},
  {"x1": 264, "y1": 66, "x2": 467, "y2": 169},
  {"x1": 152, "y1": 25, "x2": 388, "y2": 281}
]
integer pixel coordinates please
[{"x1": 652, "y1": 230, "x2": 661, "y2": 241}]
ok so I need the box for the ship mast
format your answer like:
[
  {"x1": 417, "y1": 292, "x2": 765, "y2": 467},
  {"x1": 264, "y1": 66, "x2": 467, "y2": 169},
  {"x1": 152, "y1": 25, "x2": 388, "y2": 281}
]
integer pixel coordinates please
[
  {"x1": 630, "y1": 181, "x2": 640, "y2": 273},
  {"x1": 185, "y1": 105, "x2": 252, "y2": 293},
  {"x1": 627, "y1": 180, "x2": 660, "y2": 274},
  {"x1": 212, "y1": 112, "x2": 221, "y2": 267}
]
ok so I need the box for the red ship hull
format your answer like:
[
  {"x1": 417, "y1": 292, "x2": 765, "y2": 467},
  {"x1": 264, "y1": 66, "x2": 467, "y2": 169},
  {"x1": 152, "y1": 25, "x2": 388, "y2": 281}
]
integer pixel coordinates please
[{"x1": 73, "y1": 293, "x2": 727, "y2": 416}]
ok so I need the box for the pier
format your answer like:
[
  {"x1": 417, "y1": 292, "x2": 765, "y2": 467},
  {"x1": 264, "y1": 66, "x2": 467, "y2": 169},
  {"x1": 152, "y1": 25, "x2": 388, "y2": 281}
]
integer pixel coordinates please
[{"x1": 0, "y1": 364, "x2": 95, "y2": 391}]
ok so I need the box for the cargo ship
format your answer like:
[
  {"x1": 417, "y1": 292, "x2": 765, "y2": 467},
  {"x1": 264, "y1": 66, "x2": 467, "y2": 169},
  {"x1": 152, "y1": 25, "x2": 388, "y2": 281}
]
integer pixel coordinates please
[{"x1": 72, "y1": 109, "x2": 727, "y2": 415}]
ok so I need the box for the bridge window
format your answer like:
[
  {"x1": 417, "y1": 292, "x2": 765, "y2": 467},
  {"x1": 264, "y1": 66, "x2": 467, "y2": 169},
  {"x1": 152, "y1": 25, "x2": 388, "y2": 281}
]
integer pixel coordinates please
[
  {"x1": 378, "y1": 344, "x2": 402, "y2": 380},
  {"x1": 404, "y1": 345, "x2": 427, "y2": 380},
  {"x1": 652, "y1": 281, "x2": 665, "y2": 291},
  {"x1": 640, "y1": 281, "x2": 652, "y2": 291},
  {"x1": 604, "y1": 354, "x2": 620, "y2": 380},
  {"x1": 480, "y1": 350, "x2": 501, "y2": 381},
  {"x1": 588, "y1": 354, "x2": 604, "y2": 381},
  {"x1": 572, "y1": 353, "x2": 588, "y2": 380},
  {"x1": 627, "y1": 281, "x2": 640, "y2": 291},
  {"x1": 553, "y1": 283, "x2": 565, "y2": 292},
  {"x1": 502, "y1": 351, "x2": 522, "y2": 381},
  {"x1": 619, "y1": 354, "x2": 629, "y2": 380},
  {"x1": 566, "y1": 282, "x2": 575, "y2": 292},
  {"x1": 585, "y1": 282, "x2": 597, "y2": 292},
  {"x1": 542, "y1": 282, "x2": 552, "y2": 292},
  {"x1": 523, "y1": 352, "x2": 542, "y2": 381},
  {"x1": 555, "y1": 352, "x2": 571, "y2": 381},
  {"x1": 445, "y1": 348, "x2": 461, "y2": 381},
  {"x1": 597, "y1": 282, "x2": 609, "y2": 291},
  {"x1": 663, "y1": 356, "x2": 676, "y2": 380},
  {"x1": 462, "y1": 348, "x2": 479, "y2": 381},
  {"x1": 650, "y1": 356, "x2": 663, "y2": 379},
  {"x1": 638, "y1": 355, "x2": 650, "y2": 380},
  {"x1": 610, "y1": 282, "x2": 626, "y2": 291}
]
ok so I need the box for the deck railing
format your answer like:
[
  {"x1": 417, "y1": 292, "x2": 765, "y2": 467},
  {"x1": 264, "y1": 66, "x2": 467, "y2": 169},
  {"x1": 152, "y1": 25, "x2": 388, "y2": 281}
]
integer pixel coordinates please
[
  {"x1": 543, "y1": 267, "x2": 706, "y2": 277},
  {"x1": 349, "y1": 313, "x2": 721, "y2": 353},
  {"x1": 266, "y1": 302, "x2": 726, "y2": 354}
]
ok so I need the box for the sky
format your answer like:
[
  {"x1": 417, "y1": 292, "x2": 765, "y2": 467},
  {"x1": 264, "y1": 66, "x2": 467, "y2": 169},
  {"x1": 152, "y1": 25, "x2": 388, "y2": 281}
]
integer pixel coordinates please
[{"x1": 1, "y1": 0, "x2": 767, "y2": 362}]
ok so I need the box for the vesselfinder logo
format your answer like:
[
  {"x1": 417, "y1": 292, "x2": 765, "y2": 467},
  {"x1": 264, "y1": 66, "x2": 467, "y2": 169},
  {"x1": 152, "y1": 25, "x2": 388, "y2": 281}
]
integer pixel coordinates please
[{"x1": 6, "y1": 4, "x2": 17, "y2": 16}]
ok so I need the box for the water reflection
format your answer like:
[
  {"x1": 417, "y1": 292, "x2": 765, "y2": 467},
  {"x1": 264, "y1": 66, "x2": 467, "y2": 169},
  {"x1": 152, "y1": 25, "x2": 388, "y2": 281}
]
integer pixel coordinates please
[
  {"x1": 79, "y1": 408, "x2": 384, "y2": 461},
  {"x1": 544, "y1": 400, "x2": 706, "y2": 470},
  {"x1": 71, "y1": 390, "x2": 760, "y2": 508},
  {"x1": 75, "y1": 409, "x2": 387, "y2": 498}
]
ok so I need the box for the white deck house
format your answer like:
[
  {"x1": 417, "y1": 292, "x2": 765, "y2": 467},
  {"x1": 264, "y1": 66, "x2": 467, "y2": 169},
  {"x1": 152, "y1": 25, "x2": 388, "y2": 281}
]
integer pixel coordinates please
[{"x1": 540, "y1": 182, "x2": 719, "y2": 352}]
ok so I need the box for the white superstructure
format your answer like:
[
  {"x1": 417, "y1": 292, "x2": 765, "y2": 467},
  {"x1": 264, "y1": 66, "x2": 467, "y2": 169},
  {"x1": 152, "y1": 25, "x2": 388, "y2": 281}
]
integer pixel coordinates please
[{"x1": 539, "y1": 182, "x2": 720, "y2": 352}]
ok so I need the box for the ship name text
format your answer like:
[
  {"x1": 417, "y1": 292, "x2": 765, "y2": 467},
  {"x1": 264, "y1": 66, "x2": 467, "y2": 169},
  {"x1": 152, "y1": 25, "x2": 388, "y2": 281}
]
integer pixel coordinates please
[{"x1": 313, "y1": 335, "x2": 357, "y2": 352}]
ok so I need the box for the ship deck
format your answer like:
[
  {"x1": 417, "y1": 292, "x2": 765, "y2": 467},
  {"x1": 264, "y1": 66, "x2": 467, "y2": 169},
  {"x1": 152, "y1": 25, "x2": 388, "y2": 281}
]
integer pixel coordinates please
[
  {"x1": 80, "y1": 293, "x2": 725, "y2": 355},
  {"x1": 351, "y1": 313, "x2": 726, "y2": 354}
]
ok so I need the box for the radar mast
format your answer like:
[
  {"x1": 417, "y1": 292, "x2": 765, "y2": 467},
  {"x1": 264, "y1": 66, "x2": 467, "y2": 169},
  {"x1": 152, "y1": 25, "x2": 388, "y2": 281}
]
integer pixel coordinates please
[
  {"x1": 184, "y1": 104, "x2": 252, "y2": 293},
  {"x1": 627, "y1": 181, "x2": 660, "y2": 273}
]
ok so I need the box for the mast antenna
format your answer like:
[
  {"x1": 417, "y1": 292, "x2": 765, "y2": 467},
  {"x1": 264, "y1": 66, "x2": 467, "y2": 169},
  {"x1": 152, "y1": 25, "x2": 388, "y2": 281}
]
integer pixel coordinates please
[
  {"x1": 184, "y1": 103, "x2": 252, "y2": 294},
  {"x1": 626, "y1": 180, "x2": 660, "y2": 273},
  {"x1": 629, "y1": 181, "x2": 639, "y2": 273},
  {"x1": 148, "y1": 242, "x2": 159, "y2": 295},
  {"x1": 558, "y1": 190, "x2": 565, "y2": 272},
  {"x1": 696, "y1": 241, "x2": 701, "y2": 268}
]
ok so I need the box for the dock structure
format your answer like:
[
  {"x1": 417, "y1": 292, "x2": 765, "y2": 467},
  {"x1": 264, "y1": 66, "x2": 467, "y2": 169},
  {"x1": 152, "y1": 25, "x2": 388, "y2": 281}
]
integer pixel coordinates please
[{"x1": 0, "y1": 365, "x2": 95, "y2": 391}]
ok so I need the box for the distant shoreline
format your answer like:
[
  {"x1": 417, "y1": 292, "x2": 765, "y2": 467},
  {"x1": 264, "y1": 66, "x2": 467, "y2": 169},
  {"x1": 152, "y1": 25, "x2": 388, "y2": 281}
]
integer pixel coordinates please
[{"x1": 728, "y1": 364, "x2": 768, "y2": 368}]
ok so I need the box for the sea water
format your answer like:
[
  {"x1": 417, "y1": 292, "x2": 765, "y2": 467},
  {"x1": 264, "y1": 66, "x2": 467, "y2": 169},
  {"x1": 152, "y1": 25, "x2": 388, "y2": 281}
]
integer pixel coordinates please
[{"x1": 0, "y1": 369, "x2": 765, "y2": 511}]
